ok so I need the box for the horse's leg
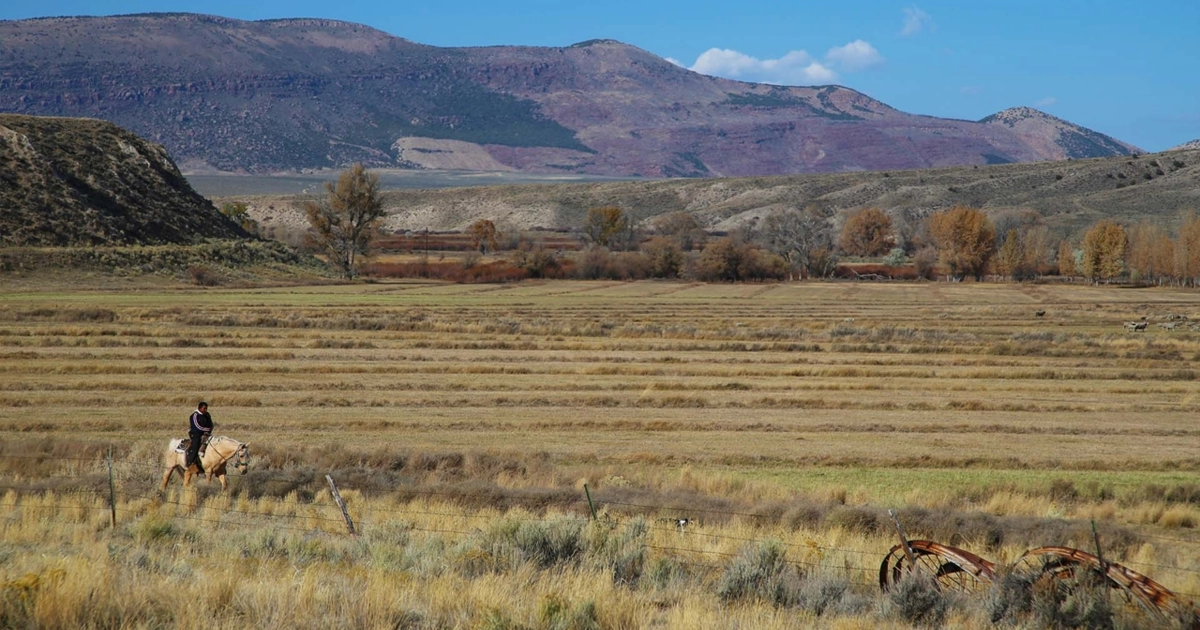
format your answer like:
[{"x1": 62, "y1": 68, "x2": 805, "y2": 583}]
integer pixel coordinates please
[
  {"x1": 183, "y1": 467, "x2": 193, "y2": 487},
  {"x1": 160, "y1": 466, "x2": 174, "y2": 490},
  {"x1": 218, "y1": 473, "x2": 228, "y2": 491}
]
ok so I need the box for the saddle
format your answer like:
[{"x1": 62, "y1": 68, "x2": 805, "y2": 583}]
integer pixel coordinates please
[{"x1": 175, "y1": 436, "x2": 209, "y2": 454}]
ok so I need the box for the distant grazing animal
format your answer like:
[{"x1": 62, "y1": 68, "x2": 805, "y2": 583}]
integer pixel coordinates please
[
  {"x1": 1035, "y1": 310, "x2": 1046, "y2": 317},
  {"x1": 161, "y1": 435, "x2": 250, "y2": 490},
  {"x1": 1125, "y1": 321, "x2": 1148, "y2": 332}
]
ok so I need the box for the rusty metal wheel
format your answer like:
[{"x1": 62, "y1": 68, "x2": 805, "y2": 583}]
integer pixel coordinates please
[
  {"x1": 879, "y1": 540, "x2": 997, "y2": 593},
  {"x1": 1015, "y1": 546, "x2": 1200, "y2": 624}
]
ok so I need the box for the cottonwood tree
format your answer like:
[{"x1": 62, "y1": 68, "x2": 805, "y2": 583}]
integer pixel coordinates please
[
  {"x1": 1080, "y1": 220, "x2": 1127, "y2": 283},
  {"x1": 652, "y1": 212, "x2": 707, "y2": 251},
  {"x1": 1176, "y1": 213, "x2": 1200, "y2": 286},
  {"x1": 304, "y1": 163, "x2": 385, "y2": 278},
  {"x1": 1057, "y1": 240, "x2": 1078, "y2": 279},
  {"x1": 838, "y1": 207, "x2": 895, "y2": 257},
  {"x1": 1127, "y1": 221, "x2": 1173, "y2": 284},
  {"x1": 468, "y1": 219, "x2": 500, "y2": 254},
  {"x1": 582, "y1": 206, "x2": 636, "y2": 250},
  {"x1": 642, "y1": 236, "x2": 686, "y2": 278},
  {"x1": 758, "y1": 206, "x2": 829, "y2": 278},
  {"x1": 928, "y1": 206, "x2": 995, "y2": 280},
  {"x1": 993, "y1": 229, "x2": 1024, "y2": 280}
]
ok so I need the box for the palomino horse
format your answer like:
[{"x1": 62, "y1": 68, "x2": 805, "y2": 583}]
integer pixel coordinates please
[{"x1": 161, "y1": 436, "x2": 250, "y2": 490}]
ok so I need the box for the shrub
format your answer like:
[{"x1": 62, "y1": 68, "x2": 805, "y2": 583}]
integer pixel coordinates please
[
  {"x1": 717, "y1": 541, "x2": 801, "y2": 606},
  {"x1": 885, "y1": 573, "x2": 951, "y2": 626},
  {"x1": 1030, "y1": 572, "x2": 1114, "y2": 629},
  {"x1": 585, "y1": 516, "x2": 647, "y2": 584},
  {"x1": 188, "y1": 265, "x2": 222, "y2": 286}
]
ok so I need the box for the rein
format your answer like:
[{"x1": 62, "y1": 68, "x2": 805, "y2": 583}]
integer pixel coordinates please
[{"x1": 205, "y1": 438, "x2": 250, "y2": 472}]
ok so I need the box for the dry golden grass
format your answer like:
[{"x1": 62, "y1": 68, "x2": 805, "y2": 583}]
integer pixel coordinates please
[{"x1": 3, "y1": 279, "x2": 1200, "y2": 627}]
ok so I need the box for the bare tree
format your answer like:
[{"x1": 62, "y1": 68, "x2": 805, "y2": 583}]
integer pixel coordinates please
[
  {"x1": 758, "y1": 207, "x2": 830, "y2": 278},
  {"x1": 304, "y1": 163, "x2": 385, "y2": 278}
]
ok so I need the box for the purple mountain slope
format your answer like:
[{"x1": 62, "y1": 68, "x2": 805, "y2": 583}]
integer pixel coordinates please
[{"x1": 0, "y1": 14, "x2": 1141, "y2": 176}]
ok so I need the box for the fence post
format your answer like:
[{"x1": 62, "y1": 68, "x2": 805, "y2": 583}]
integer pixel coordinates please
[
  {"x1": 326, "y1": 475, "x2": 357, "y2": 537},
  {"x1": 106, "y1": 446, "x2": 117, "y2": 529},
  {"x1": 1091, "y1": 520, "x2": 1107, "y2": 572},
  {"x1": 888, "y1": 509, "x2": 916, "y2": 574},
  {"x1": 583, "y1": 483, "x2": 598, "y2": 521}
]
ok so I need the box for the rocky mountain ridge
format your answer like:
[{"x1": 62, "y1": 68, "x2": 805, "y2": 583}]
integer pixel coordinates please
[{"x1": 0, "y1": 13, "x2": 1142, "y2": 177}]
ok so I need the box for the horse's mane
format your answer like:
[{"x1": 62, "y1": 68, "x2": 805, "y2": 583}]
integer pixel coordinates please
[{"x1": 209, "y1": 435, "x2": 238, "y2": 445}]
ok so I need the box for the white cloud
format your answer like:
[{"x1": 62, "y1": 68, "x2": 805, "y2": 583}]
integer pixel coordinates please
[
  {"x1": 689, "y1": 48, "x2": 837, "y2": 85},
  {"x1": 665, "y1": 57, "x2": 683, "y2": 67},
  {"x1": 825, "y1": 40, "x2": 884, "y2": 72},
  {"x1": 1035, "y1": 96, "x2": 1058, "y2": 107},
  {"x1": 960, "y1": 86, "x2": 982, "y2": 95},
  {"x1": 686, "y1": 39, "x2": 882, "y2": 85},
  {"x1": 901, "y1": 6, "x2": 935, "y2": 36}
]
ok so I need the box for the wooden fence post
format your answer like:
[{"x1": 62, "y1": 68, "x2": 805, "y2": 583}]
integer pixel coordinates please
[
  {"x1": 326, "y1": 475, "x2": 357, "y2": 536},
  {"x1": 888, "y1": 509, "x2": 916, "y2": 574},
  {"x1": 1091, "y1": 520, "x2": 1107, "y2": 572},
  {"x1": 107, "y1": 446, "x2": 117, "y2": 529}
]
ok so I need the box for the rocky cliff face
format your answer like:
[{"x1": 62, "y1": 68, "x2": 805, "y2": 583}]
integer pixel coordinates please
[
  {"x1": 0, "y1": 114, "x2": 248, "y2": 246},
  {"x1": 0, "y1": 14, "x2": 1141, "y2": 177}
]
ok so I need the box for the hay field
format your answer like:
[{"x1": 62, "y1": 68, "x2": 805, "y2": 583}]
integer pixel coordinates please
[{"x1": 3, "y1": 280, "x2": 1200, "y2": 628}]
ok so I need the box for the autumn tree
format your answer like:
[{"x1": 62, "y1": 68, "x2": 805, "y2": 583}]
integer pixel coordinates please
[
  {"x1": 1057, "y1": 240, "x2": 1077, "y2": 279},
  {"x1": 758, "y1": 207, "x2": 830, "y2": 278},
  {"x1": 838, "y1": 207, "x2": 895, "y2": 257},
  {"x1": 1176, "y1": 212, "x2": 1200, "y2": 286},
  {"x1": 642, "y1": 236, "x2": 686, "y2": 278},
  {"x1": 304, "y1": 163, "x2": 385, "y2": 278},
  {"x1": 652, "y1": 212, "x2": 707, "y2": 251},
  {"x1": 1080, "y1": 220, "x2": 1128, "y2": 282},
  {"x1": 927, "y1": 206, "x2": 996, "y2": 280},
  {"x1": 468, "y1": 219, "x2": 500, "y2": 254},
  {"x1": 1127, "y1": 221, "x2": 1172, "y2": 284},
  {"x1": 582, "y1": 206, "x2": 636, "y2": 250},
  {"x1": 993, "y1": 229, "x2": 1024, "y2": 280}
]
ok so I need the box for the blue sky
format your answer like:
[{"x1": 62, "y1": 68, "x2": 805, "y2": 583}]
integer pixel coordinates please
[{"x1": 3, "y1": 0, "x2": 1197, "y2": 151}]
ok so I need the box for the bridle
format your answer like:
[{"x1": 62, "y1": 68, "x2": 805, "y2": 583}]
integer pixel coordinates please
[
  {"x1": 233, "y1": 444, "x2": 250, "y2": 474},
  {"x1": 207, "y1": 438, "x2": 251, "y2": 474}
]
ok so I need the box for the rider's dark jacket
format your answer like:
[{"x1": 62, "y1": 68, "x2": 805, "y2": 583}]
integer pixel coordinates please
[{"x1": 189, "y1": 409, "x2": 213, "y2": 435}]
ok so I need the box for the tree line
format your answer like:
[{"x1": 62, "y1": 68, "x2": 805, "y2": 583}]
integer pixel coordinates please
[{"x1": 298, "y1": 164, "x2": 1200, "y2": 285}]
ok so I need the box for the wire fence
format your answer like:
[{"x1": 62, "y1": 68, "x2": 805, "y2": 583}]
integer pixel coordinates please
[{"x1": 3, "y1": 451, "x2": 1200, "y2": 605}]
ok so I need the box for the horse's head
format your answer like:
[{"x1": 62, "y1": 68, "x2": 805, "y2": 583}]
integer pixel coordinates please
[{"x1": 233, "y1": 442, "x2": 251, "y2": 474}]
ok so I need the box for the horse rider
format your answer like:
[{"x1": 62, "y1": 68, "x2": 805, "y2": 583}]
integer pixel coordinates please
[{"x1": 187, "y1": 401, "x2": 214, "y2": 473}]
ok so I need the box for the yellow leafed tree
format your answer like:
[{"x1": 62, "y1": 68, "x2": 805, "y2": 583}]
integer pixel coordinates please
[
  {"x1": 1080, "y1": 220, "x2": 1127, "y2": 282},
  {"x1": 927, "y1": 206, "x2": 995, "y2": 280}
]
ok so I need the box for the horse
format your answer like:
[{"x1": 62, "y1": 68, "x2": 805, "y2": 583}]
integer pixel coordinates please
[{"x1": 161, "y1": 436, "x2": 250, "y2": 490}]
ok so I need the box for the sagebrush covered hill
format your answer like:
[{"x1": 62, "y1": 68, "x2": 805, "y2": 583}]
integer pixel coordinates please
[{"x1": 0, "y1": 114, "x2": 249, "y2": 246}]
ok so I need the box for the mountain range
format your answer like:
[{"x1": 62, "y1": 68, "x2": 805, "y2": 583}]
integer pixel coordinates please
[{"x1": 0, "y1": 13, "x2": 1142, "y2": 177}]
